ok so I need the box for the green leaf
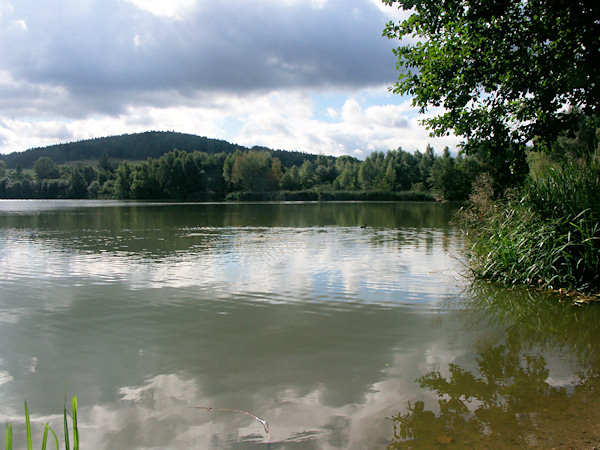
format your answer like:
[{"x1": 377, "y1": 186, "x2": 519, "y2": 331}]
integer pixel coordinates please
[
  {"x1": 5, "y1": 423, "x2": 12, "y2": 450},
  {"x1": 63, "y1": 401, "x2": 70, "y2": 450},
  {"x1": 72, "y1": 396, "x2": 79, "y2": 450},
  {"x1": 24, "y1": 401, "x2": 32, "y2": 450}
]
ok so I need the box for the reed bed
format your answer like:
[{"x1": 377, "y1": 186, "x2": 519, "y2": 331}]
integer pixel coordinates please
[{"x1": 457, "y1": 159, "x2": 600, "y2": 292}]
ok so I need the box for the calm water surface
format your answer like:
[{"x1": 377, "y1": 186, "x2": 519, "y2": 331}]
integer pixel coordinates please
[{"x1": 1, "y1": 200, "x2": 599, "y2": 449}]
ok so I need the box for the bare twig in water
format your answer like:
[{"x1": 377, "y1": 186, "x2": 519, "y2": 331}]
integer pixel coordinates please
[{"x1": 193, "y1": 406, "x2": 271, "y2": 441}]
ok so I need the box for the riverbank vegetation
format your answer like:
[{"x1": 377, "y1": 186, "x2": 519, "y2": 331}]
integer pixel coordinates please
[
  {"x1": 458, "y1": 157, "x2": 600, "y2": 292},
  {"x1": 0, "y1": 141, "x2": 484, "y2": 202},
  {"x1": 384, "y1": 0, "x2": 600, "y2": 293}
]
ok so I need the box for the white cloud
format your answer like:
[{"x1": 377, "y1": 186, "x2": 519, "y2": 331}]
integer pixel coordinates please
[
  {"x1": 0, "y1": 0, "x2": 458, "y2": 156},
  {"x1": 124, "y1": 0, "x2": 196, "y2": 19},
  {"x1": 11, "y1": 18, "x2": 26, "y2": 30},
  {"x1": 234, "y1": 91, "x2": 459, "y2": 156},
  {"x1": 0, "y1": 88, "x2": 459, "y2": 156}
]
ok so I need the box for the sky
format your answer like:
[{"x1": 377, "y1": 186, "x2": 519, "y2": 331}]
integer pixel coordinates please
[{"x1": 0, "y1": 0, "x2": 460, "y2": 158}]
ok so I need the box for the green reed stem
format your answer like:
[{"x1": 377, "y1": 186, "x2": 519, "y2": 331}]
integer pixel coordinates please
[
  {"x1": 24, "y1": 402, "x2": 32, "y2": 450},
  {"x1": 5, "y1": 423, "x2": 12, "y2": 450},
  {"x1": 71, "y1": 397, "x2": 78, "y2": 450}
]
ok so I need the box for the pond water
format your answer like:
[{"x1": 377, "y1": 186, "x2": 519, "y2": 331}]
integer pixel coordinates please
[{"x1": 0, "y1": 200, "x2": 599, "y2": 449}]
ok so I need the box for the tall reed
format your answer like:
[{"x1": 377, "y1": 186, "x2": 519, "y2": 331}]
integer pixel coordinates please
[{"x1": 457, "y1": 159, "x2": 600, "y2": 292}]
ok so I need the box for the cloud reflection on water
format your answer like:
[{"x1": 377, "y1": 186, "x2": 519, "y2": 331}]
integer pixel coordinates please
[{"x1": 0, "y1": 226, "x2": 464, "y2": 310}]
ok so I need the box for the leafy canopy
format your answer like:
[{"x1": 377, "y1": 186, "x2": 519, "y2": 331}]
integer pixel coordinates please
[{"x1": 382, "y1": 0, "x2": 600, "y2": 152}]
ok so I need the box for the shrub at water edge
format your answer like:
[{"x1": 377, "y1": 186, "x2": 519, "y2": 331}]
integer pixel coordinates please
[{"x1": 457, "y1": 159, "x2": 600, "y2": 292}]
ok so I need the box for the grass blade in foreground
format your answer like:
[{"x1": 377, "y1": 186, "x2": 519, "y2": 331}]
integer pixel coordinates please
[
  {"x1": 71, "y1": 396, "x2": 79, "y2": 450},
  {"x1": 41, "y1": 423, "x2": 59, "y2": 450},
  {"x1": 24, "y1": 401, "x2": 32, "y2": 450},
  {"x1": 5, "y1": 423, "x2": 12, "y2": 450},
  {"x1": 63, "y1": 400, "x2": 70, "y2": 450},
  {"x1": 41, "y1": 424, "x2": 48, "y2": 450}
]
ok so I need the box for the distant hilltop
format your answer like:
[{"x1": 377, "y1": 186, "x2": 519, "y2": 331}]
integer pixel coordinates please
[{"x1": 0, "y1": 130, "x2": 320, "y2": 169}]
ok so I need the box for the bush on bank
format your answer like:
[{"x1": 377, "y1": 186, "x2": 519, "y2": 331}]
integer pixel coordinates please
[{"x1": 458, "y1": 158, "x2": 600, "y2": 293}]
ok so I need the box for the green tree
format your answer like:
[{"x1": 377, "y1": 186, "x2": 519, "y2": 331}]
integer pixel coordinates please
[
  {"x1": 230, "y1": 151, "x2": 273, "y2": 192},
  {"x1": 280, "y1": 165, "x2": 302, "y2": 190},
  {"x1": 131, "y1": 159, "x2": 163, "y2": 199},
  {"x1": 197, "y1": 152, "x2": 227, "y2": 194},
  {"x1": 87, "y1": 180, "x2": 101, "y2": 199},
  {"x1": 115, "y1": 162, "x2": 132, "y2": 199},
  {"x1": 81, "y1": 166, "x2": 97, "y2": 185},
  {"x1": 156, "y1": 150, "x2": 186, "y2": 198},
  {"x1": 68, "y1": 168, "x2": 88, "y2": 198},
  {"x1": 40, "y1": 179, "x2": 69, "y2": 199},
  {"x1": 428, "y1": 147, "x2": 457, "y2": 200},
  {"x1": 333, "y1": 166, "x2": 358, "y2": 190},
  {"x1": 299, "y1": 160, "x2": 316, "y2": 188},
  {"x1": 357, "y1": 158, "x2": 377, "y2": 191},
  {"x1": 383, "y1": 0, "x2": 600, "y2": 178},
  {"x1": 418, "y1": 145, "x2": 436, "y2": 190},
  {"x1": 222, "y1": 149, "x2": 243, "y2": 190},
  {"x1": 314, "y1": 155, "x2": 338, "y2": 185},
  {"x1": 98, "y1": 151, "x2": 113, "y2": 173},
  {"x1": 267, "y1": 157, "x2": 284, "y2": 190},
  {"x1": 333, "y1": 156, "x2": 359, "y2": 190},
  {"x1": 395, "y1": 149, "x2": 419, "y2": 190},
  {"x1": 381, "y1": 159, "x2": 396, "y2": 191},
  {"x1": 33, "y1": 156, "x2": 60, "y2": 180}
]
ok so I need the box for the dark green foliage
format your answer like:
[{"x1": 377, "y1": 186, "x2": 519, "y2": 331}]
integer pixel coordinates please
[
  {"x1": 333, "y1": 156, "x2": 359, "y2": 190},
  {"x1": 97, "y1": 152, "x2": 113, "y2": 173},
  {"x1": 1, "y1": 179, "x2": 34, "y2": 199},
  {"x1": 130, "y1": 159, "x2": 162, "y2": 199},
  {"x1": 33, "y1": 157, "x2": 60, "y2": 180},
  {"x1": 299, "y1": 160, "x2": 316, "y2": 189},
  {"x1": 429, "y1": 149, "x2": 484, "y2": 201},
  {"x1": 39, "y1": 179, "x2": 70, "y2": 199},
  {"x1": 384, "y1": 0, "x2": 600, "y2": 291},
  {"x1": 68, "y1": 169, "x2": 88, "y2": 199},
  {"x1": 115, "y1": 162, "x2": 132, "y2": 199},
  {"x1": 457, "y1": 160, "x2": 600, "y2": 291},
  {"x1": 280, "y1": 165, "x2": 302, "y2": 190}
]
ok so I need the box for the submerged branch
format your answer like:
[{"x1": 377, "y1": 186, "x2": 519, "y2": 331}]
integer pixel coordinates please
[{"x1": 193, "y1": 406, "x2": 271, "y2": 441}]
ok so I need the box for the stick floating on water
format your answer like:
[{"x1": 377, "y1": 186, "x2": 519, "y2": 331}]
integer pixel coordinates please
[{"x1": 193, "y1": 406, "x2": 271, "y2": 441}]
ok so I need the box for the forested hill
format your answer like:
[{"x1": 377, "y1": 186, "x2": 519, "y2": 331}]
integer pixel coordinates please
[{"x1": 0, "y1": 131, "x2": 320, "y2": 169}]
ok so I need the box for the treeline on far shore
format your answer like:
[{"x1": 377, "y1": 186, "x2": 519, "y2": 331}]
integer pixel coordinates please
[{"x1": 0, "y1": 145, "x2": 484, "y2": 201}]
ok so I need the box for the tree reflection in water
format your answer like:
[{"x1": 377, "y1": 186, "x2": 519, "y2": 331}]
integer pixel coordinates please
[{"x1": 389, "y1": 283, "x2": 600, "y2": 449}]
